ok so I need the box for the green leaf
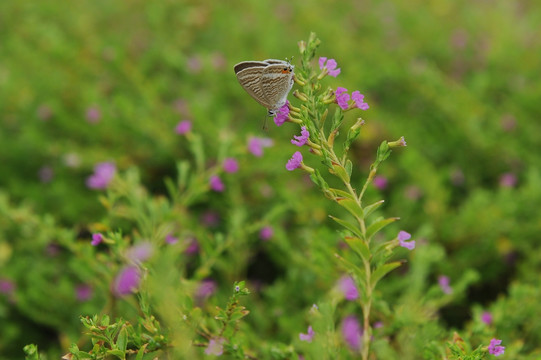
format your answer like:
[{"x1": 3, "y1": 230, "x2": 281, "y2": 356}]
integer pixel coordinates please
[
  {"x1": 309, "y1": 169, "x2": 330, "y2": 191},
  {"x1": 336, "y1": 197, "x2": 364, "y2": 219},
  {"x1": 375, "y1": 141, "x2": 391, "y2": 164},
  {"x1": 344, "y1": 236, "x2": 370, "y2": 262},
  {"x1": 329, "y1": 188, "x2": 355, "y2": 200},
  {"x1": 370, "y1": 261, "x2": 403, "y2": 289},
  {"x1": 106, "y1": 349, "x2": 126, "y2": 359},
  {"x1": 117, "y1": 326, "x2": 128, "y2": 354},
  {"x1": 363, "y1": 200, "x2": 385, "y2": 218},
  {"x1": 136, "y1": 344, "x2": 149, "y2": 360},
  {"x1": 331, "y1": 163, "x2": 350, "y2": 183},
  {"x1": 345, "y1": 160, "x2": 353, "y2": 179},
  {"x1": 366, "y1": 217, "x2": 400, "y2": 240},
  {"x1": 329, "y1": 215, "x2": 363, "y2": 238}
]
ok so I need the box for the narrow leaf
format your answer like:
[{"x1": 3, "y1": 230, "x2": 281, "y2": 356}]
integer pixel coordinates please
[
  {"x1": 329, "y1": 188, "x2": 355, "y2": 200},
  {"x1": 136, "y1": 344, "x2": 149, "y2": 360},
  {"x1": 363, "y1": 200, "x2": 385, "y2": 218},
  {"x1": 371, "y1": 261, "x2": 403, "y2": 289},
  {"x1": 329, "y1": 215, "x2": 363, "y2": 238},
  {"x1": 366, "y1": 217, "x2": 400, "y2": 240},
  {"x1": 336, "y1": 197, "x2": 364, "y2": 219},
  {"x1": 117, "y1": 327, "x2": 128, "y2": 354},
  {"x1": 334, "y1": 254, "x2": 367, "y2": 294},
  {"x1": 344, "y1": 236, "x2": 370, "y2": 262}
]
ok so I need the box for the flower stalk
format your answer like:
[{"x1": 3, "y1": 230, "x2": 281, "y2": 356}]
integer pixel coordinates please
[{"x1": 280, "y1": 33, "x2": 411, "y2": 360}]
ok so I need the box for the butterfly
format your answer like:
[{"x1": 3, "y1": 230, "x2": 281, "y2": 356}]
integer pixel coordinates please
[{"x1": 234, "y1": 59, "x2": 294, "y2": 116}]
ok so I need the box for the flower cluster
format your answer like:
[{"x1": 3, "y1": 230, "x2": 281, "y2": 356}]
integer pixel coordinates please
[
  {"x1": 86, "y1": 162, "x2": 116, "y2": 190},
  {"x1": 335, "y1": 87, "x2": 369, "y2": 111}
]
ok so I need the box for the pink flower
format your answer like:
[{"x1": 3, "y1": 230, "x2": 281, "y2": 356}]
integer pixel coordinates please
[
  {"x1": 488, "y1": 338, "x2": 505, "y2": 356},
  {"x1": 86, "y1": 162, "x2": 116, "y2": 190},
  {"x1": 438, "y1": 275, "x2": 453, "y2": 294},
  {"x1": 86, "y1": 106, "x2": 101, "y2": 123},
  {"x1": 0, "y1": 279, "x2": 15, "y2": 295},
  {"x1": 335, "y1": 87, "x2": 350, "y2": 110},
  {"x1": 286, "y1": 151, "x2": 303, "y2": 171},
  {"x1": 341, "y1": 316, "x2": 362, "y2": 351},
  {"x1": 184, "y1": 237, "x2": 199, "y2": 254},
  {"x1": 165, "y1": 233, "x2": 179, "y2": 245},
  {"x1": 113, "y1": 266, "x2": 141, "y2": 297},
  {"x1": 260, "y1": 226, "x2": 274, "y2": 241},
  {"x1": 274, "y1": 101, "x2": 290, "y2": 126},
  {"x1": 196, "y1": 279, "x2": 216, "y2": 299},
  {"x1": 299, "y1": 326, "x2": 315, "y2": 342},
  {"x1": 499, "y1": 172, "x2": 517, "y2": 188},
  {"x1": 398, "y1": 231, "x2": 415, "y2": 250},
  {"x1": 248, "y1": 136, "x2": 274, "y2": 157},
  {"x1": 209, "y1": 175, "x2": 225, "y2": 192},
  {"x1": 127, "y1": 242, "x2": 154, "y2": 262},
  {"x1": 205, "y1": 337, "x2": 225, "y2": 356},
  {"x1": 373, "y1": 175, "x2": 388, "y2": 190},
  {"x1": 223, "y1": 158, "x2": 239, "y2": 173},
  {"x1": 351, "y1": 91, "x2": 369, "y2": 110},
  {"x1": 319, "y1": 57, "x2": 341, "y2": 77},
  {"x1": 291, "y1": 126, "x2": 310, "y2": 146},
  {"x1": 75, "y1": 284, "x2": 93, "y2": 302},
  {"x1": 338, "y1": 276, "x2": 359, "y2": 301},
  {"x1": 175, "y1": 120, "x2": 192, "y2": 135},
  {"x1": 91, "y1": 233, "x2": 103, "y2": 246},
  {"x1": 481, "y1": 311, "x2": 493, "y2": 325}
]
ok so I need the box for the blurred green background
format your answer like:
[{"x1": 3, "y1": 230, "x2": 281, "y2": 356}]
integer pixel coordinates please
[{"x1": 1, "y1": 0, "x2": 541, "y2": 358}]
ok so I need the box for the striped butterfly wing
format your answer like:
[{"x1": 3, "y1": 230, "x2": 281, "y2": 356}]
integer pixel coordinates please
[
  {"x1": 260, "y1": 62, "x2": 294, "y2": 113},
  {"x1": 234, "y1": 61, "x2": 272, "y2": 109}
]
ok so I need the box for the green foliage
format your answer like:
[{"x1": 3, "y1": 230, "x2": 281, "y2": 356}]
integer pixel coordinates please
[{"x1": 1, "y1": 0, "x2": 541, "y2": 358}]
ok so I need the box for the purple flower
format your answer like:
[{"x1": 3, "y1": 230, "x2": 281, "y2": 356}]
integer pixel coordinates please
[
  {"x1": 223, "y1": 158, "x2": 239, "y2": 173},
  {"x1": 398, "y1": 231, "x2": 415, "y2": 250},
  {"x1": 127, "y1": 242, "x2": 154, "y2": 262},
  {"x1": 38, "y1": 166, "x2": 54, "y2": 183},
  {"x1": 210, "y1": 175, "x2": 225, "y2": 192},
  {"x1": 201, "y1": 211, "x2": 220, "y2": 227},
  {"x1": 299, "y1": 326, "x2": 315, "y2": 342},
  {"x1": 274, "y1": 101, "x2": 290, "y2": 126},
  {"x1": 248, "y1": 136, "x2": 274, "y2": 157},
  {"x1": 0, "y1": 279, "x2": 15, "y2": 295},
  {"x1": 351, "y1": 91, "x2": 369, "y2": 110},
  {"x1": 438, "y1": 275, "x2": 453, "y2": 294},
  {"x1": 319, "y1": 57, "x2": 341, "y2": 77},
  {"x1": 481, "y1": 311, "x2": 493, "y2": 325},
  {"x1": 86, "y1": 162, "x2": 116, "y2": 190},
  {"x1": 175, "y1": 120, "x2": 192, "y2": 135},
  {"x1": 286, "y1": 151, "x2": 303, "y2": 171},
  {"x1": 165, "y1": 233, "x2": 179, "y2": 245},
  {"x1": 291, "y1": 126, "x2": 310, "y2": 146},
  {"x1": 187, "y1": 55, "x2": 202, "y2": 73},
  {"x1": 488, "y1": 338, "x2": 505, "y2": 356},
  {"x1": 91, "y1": 233, "x2": 103, "y2": 246},
  {"x1": 260, "y1": 226, "x2": 274, "y2": 241},
  {"x1": 86, "y1": 106, "x2": 101, "y2": 123},
  {"x1": 205, "y1": 337, "x2": 225, "y2": 356},
  {"x1": 499, "y1": 172, "x2": 517, "y2": 188},
  {"x1": 341, "y1": 316, "x2": 362, "y2": 351},
  {"x1": 373, "y1": 175, "x2": 388, "y2": 190},
  {"x1": 75, "y1": 284, "x2": 93, "y2": 302},
  {"x1": 335, "y1": 87, "x2": 350, "y2": 110},
  {"x1": 184, "y1": 237, "x2": 199, "y2": 254},
  {"x1": 338, "y1": 275, "x2": 359, "y2": 301},
  {"x1": 196, "y1": 279, "x2": 216, "y2": 299},
  {"x1": 113, "y1": 266, "x2": 141, "y2": 297}
]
